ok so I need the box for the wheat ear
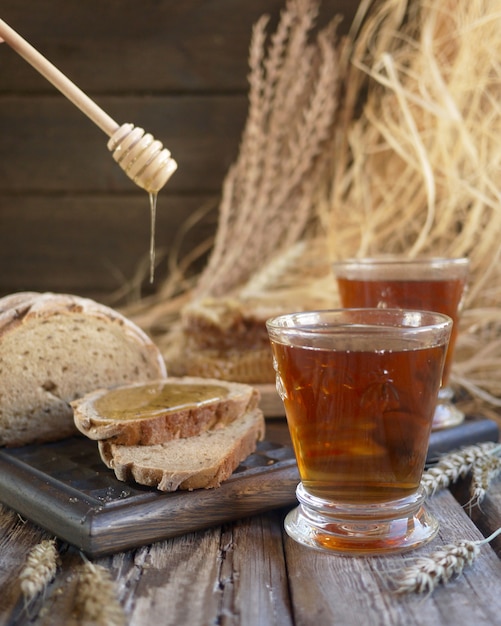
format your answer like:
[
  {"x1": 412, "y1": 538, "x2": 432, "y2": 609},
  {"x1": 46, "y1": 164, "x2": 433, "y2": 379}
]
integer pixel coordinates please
[
  {"x1": 392, "y1": 527, "x2": 501, "y2": 595},
  {"x1": 469, "y1": 454, "x2": 501, "y2": 507},
  {"x1": 73, "y1": 559, "x2": 126, "y2": 626},
  {"x1": 19, "y1": 538, "x2": 60, "y2": 603},
  {"x1": 421, "y1": 443, "x2": 499, "y2": 497}
]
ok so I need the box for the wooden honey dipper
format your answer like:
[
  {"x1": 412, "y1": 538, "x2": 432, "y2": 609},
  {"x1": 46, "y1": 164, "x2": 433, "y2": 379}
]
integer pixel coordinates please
[{"x1": 0, "y1": 17, "x2": 177, "y2": 193}]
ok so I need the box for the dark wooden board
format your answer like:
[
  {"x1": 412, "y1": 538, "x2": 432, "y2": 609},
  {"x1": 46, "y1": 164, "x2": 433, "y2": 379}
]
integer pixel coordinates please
[
  {"x1": 427, "y1": 415, "x2": 499, "y2": 462},
  {"x1": 0, "y1": 0, "x2": 362, "y2": 300},
  {"x1": 0, "y1": 436, "x2": 299, "y2": 557},
  {"x1": 0, "y1": 96, "x2": 248, "y2": 193},
  {"x1": 0, "y1": 0, "x2": 359, "y2": 93},
  {"x1": 0, "y1": 193, "x2": 219, "y2": 298}
]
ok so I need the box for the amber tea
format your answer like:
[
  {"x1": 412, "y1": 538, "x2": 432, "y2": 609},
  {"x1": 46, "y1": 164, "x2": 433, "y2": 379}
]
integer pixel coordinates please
[
  {"x1": 272, "y1": 337, "x2": 445, "y2": 503},
  {"x1": 336, "y1": 275, "x2": 465, "y2": 386},
  {"x1": 266, "y1": 308, "x2": 452, "y2": 555},
  {"x1": 333, "y1": 258, "x2": 469, "y2": 430}
]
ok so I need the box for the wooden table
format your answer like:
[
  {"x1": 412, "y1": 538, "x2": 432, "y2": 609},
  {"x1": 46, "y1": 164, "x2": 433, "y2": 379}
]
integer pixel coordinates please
[{"x1": 1, "y1": 420, "x2": 501, "y2": 626}]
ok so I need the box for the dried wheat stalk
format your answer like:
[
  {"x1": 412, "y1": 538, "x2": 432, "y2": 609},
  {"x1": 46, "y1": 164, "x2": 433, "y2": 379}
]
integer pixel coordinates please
[
  {"x1": 421, "y1": 442, "x2": 501, "y2": 508},
  {"x1": 469, "y1": 454, "x2": 501, "y2": 506},
  {"x1": 192, "y1": 0, "x2": 343, "y2": 299},
  {"x1": 19, "y1": 538, "x2": 60, "y2": 603},
  {"x1": 391, "y1": 527, "x2": 501, "y2": 595},
  {"x1": 73, "y1": 560, "x2": 126, "y2": 626},
  {"x1": 421, "y1": 442, "x2": 498, "y2": 497}
]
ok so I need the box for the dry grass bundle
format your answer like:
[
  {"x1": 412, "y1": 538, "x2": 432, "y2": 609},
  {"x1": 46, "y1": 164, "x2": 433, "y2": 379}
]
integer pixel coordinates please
[
  {"x1": 324, "y1": 0, "x2": 501, "y2": 265},
  {"x1": 316, "y1": 0, "x2": 501, "y2": 407}
]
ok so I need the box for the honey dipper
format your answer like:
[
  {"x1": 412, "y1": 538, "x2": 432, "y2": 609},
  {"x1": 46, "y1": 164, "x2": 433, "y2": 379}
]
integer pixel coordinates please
[{"x1": 0, "y1": 17, "x2": 177, "y2": 193}]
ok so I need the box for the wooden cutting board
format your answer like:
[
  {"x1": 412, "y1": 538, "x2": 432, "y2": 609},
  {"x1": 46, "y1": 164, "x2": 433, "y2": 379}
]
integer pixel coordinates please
[
  {"x1": 0, "y1": 413, "x2": 496, "y2": 558},
  {"x1": 0, "y1": 435, "x2": 299, "y2": 557}
]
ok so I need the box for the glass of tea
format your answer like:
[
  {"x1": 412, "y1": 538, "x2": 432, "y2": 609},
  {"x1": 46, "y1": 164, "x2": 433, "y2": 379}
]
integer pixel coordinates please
[
  {"x1": 332, "y1": 257, "x2": 469, "y2": 430},
  {"x1": 266, "y1": 308, "x2": 452, "y2": 555}
]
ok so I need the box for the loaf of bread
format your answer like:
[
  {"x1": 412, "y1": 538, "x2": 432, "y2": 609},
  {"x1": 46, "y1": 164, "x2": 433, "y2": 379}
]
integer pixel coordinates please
[
  {"x1": 71, "y1": 377, "x2": 260, "y2": 445},
  {"x1": 98, "y1": 407, "x2": 265, "y2": 491},
  {"x1": 0, "y1": 291, "x2": 167, "y2": 447}
]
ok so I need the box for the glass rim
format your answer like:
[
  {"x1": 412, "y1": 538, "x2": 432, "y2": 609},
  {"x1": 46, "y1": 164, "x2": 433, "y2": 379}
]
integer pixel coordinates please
[
  {"x1": 332, "y1": 255, "x2": 469, "y2": 268},
  {"x1": 332, "y1": 256, "x2": 469, "y2": 280},
  {"x1": 266, "y1": 308, "x2": 453, "y2": 333},
  {"x1": 332, "y1": 254, "x2": 469, "y2": 265}
]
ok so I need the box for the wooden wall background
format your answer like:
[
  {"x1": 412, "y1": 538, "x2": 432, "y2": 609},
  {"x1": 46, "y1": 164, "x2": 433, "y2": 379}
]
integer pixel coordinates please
[{"x1": 0, "y1": 0, "x2": 358, "y2": 304}]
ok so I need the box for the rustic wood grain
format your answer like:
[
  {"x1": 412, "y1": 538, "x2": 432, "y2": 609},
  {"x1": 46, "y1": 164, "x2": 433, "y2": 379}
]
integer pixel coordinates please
[
  {"x1": 450, "y1": 474, "x2": 501, "y2": 558},
  {"x1": 223, "y1": 513, "x2": 293, "y2": 626},
  {"x1": 0, "y1": 0, "x2": 357, "y2": 93},
  {"x1": 115, "y1": 513, "x2": 292, "y2": 626},
  {"x1": 128, "y1": 531, "x2": 226, "y2": 624},
  {"x1": 3, "y1": 487, "x2": 501, "y2": 626},
  {"x1": 0, "y1": 193, "x2": 219, "y2": 299},
  {"x1": 0, "y1": 0, "x2": 360, "y2": 300},
  {"x1": 285, "y1": 490, "x2": 501, "y2": 626},
  {"x1": 0, "y1": 96, "x2": 248, "y2": 193}
]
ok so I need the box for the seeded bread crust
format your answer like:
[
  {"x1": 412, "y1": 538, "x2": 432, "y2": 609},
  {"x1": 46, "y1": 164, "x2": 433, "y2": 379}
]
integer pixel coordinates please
[
  {"x1": 71, "y1": 377, "x2": 260, "y2": 445},
  {"x1": 98, "y1": 407, "x2": 265, "y2": 491},
  {"x1": 0, "y1": 292, "x2": 167, "y2": 447}
]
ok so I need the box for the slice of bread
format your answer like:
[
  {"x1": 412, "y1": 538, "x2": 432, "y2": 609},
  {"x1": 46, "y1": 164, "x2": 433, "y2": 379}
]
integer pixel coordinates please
[
  {"x1": 71, "y1": 377, "x2": 260, "y2": 445},
  {"x1": 171, "y1": 297, "x2": 281, "y2": 383},
  {"x1": 98, "y1": 407, "x2": 265, "y2": 491},
  {"x1": 0, "y1": 292, "x2": 167, "y2": 447}
]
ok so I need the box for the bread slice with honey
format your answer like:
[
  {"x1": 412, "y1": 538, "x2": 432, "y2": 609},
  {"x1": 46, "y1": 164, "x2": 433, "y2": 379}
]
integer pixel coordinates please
[
  {"x1": 98, "y1": 407, "x2": 265, "y2": 491},
  {"x1": 0, "y1": 291, "x2": 167, "y2": 447},
  {"x1": 71, "y1": 377, "x2": 260, "y2": 446}
]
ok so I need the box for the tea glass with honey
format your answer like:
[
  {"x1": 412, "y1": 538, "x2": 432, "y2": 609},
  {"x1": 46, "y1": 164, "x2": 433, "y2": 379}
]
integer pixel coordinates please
[
  {"x1": 266, "y1": 308, "x2": 452, "y2": 555},
  {"x1": 332, "y1": 257, "x2": 469, "y2": 430}
]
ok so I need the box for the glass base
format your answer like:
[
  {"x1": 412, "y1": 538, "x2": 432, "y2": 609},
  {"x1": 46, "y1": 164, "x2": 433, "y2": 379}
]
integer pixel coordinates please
[
  {"x1": 432, "y1": 386, "x2": 465, "y2": 431},
  {"x1": 284, "y1": 483, "x2": 439, "y2": 556}
]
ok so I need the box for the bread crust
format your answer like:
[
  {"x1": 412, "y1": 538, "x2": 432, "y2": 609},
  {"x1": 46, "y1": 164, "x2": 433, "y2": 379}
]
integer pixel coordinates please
[
  {"x1": 0, "y1": 291, "x2": 167, "y2": 447},
  {"x1": 72, "y1": 377, "x2": 260, "y2": 445},
  {"x1": 181, "y1": 347, "x2": 276, "y2": 384},
  {"x1": 98, "y1": 408, "x2": 266, "y2": 491}
]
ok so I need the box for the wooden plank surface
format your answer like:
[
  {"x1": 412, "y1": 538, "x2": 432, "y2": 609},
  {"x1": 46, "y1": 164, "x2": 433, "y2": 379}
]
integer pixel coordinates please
[
  {"x1": 2, "y1": 478, "x2": 501, "y2": 625},
  {"x1": 0, "y1": 193, "x2": 218, "y2": 298},
  {"x1": 0, "y1": 0, "x2": 357, "y2": 93},
  {"x1": 0, "y1": 0, "x2": 361, "y2": 301},
  {"x1": 285, "y1": 491, "x2": 501, "y2": 626},
  {"x1": 0, "y1": 96, "x2": 248, "y2": 192}
]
